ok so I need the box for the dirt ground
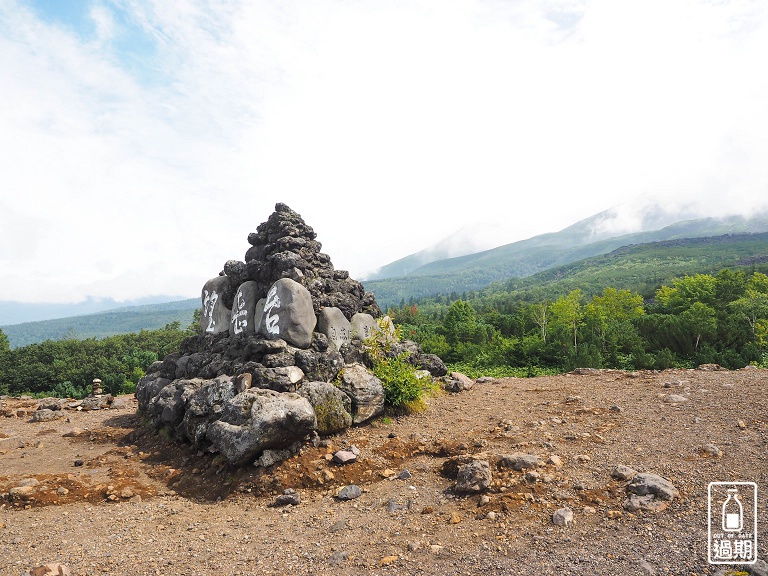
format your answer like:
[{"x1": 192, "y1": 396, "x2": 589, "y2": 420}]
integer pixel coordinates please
[{"x1": 1, "y1": 367, "x2": 767, "y2": 575}]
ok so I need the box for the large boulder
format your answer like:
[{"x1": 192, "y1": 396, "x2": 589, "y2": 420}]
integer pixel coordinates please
[
  {"x1": 256, "y1": 278, "x2": 317, "y2": 349},
  {"x1": 230, "y1": 281, "x2": 259, "y2": 336},
  {"x1": 200, "y1": 276, "x2": 235, "y2": 334},
  {"x1": 206, "y1": 389, "x2": 317, "y2": 465},
  {"x1": 179, "y1": 376, "x2": 238, "y2": 446},
  {"x1": 298, "y1": 381, "x2": 353, "y2": 435},
  {"x1": 337, "y1": 363, "x2": 385, "y2": 424},
  {"x1": 237, "y1": 362, "x2": 305, "y2": 393},
  {"x1": 144, "y1": 379, "x2": 202, "y2": 428},
  {"x1": 135, "y1": 374, "x2": 171, "y2": 412}
]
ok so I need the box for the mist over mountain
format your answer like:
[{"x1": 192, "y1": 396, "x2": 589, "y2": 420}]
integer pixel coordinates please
[
  {"x1": 0, "y1": 295, "x2": 192, "y2": 326},
  {"x1": 363, "y1": 209, "x2": 768, "y2": 308},
  {"x1": 365, "y1": 202, "x2": 704, "y2": 280},
  {"x1": 3, "y1": 203, "x2": 767, "y2": 337}
]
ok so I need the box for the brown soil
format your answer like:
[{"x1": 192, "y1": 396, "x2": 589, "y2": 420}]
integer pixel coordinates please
[{"x1": 1, "y1": 367, "x2": 767, "y2": 575}]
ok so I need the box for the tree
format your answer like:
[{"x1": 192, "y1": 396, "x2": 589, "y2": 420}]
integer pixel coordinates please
[
  {"x1": 549, "y1": 290, "x2": 583, "y2": 351},
  {"x1": 583, "y1": 288, "x2": 645, "y2": 361},
  {"x1": 729, "y1": 291, "x2": 768, "y2": 337},
  {"x1": 680, "y1": 302, "x2": 717, "y2": 353},
  {"x1": 530, "y1": 301, "x2": 550, "y2": 344},
  {"x1": 443, "y1": 300, "x2": 480, "y2": 346},
  {"x1": 0, "y1": 328, "x2": 9, "y2": 352},
  {"x1": 656, "y1": 274, "x2": 717, "y2": 313}
]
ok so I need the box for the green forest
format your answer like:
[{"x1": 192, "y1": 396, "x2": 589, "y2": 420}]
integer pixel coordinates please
[
  {"x1": 390, "y1": 268, "x2": 768, "y2": 377},
  {"x1": 2, "y1": 262, "x2": 768, "y2": 399},
  {"x1": 0, "y1": 322, "x2": 191, "y2": 398}
]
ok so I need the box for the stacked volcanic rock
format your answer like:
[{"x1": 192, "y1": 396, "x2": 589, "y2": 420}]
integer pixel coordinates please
[{"x1": 136, "y1": 203, "x2": 446, "y2": 468}]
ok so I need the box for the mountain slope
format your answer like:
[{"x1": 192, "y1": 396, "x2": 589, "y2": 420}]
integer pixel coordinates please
[
  {"x1": 363, "y1": 212, "x2": 768, "y2": 308},
  {"x1": 483, "y1": 232, "x2": 768, "y2": 302},
  {"x1": 1, "y1": 299, "x2": 198, "y2": 348}
]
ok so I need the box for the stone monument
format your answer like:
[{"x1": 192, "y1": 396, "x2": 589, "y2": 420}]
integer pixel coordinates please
[{"x1": 136, "y1": 203, "x2": 446, "y2": 468}]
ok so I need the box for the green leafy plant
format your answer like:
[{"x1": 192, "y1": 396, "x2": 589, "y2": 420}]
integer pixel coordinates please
[
  {"x1": 365, "y1": 317, "x2": 429, "y2": 412},
  {"x1": 372, "y1": 352, "x2": 424, "y2": 409}
]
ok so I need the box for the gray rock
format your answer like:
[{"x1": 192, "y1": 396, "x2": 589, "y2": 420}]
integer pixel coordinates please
[
  {"x1": 627, "y1": 473, "x2": 679, "y2": 500},
  {"x1": 206, "y1": 389, "x2": 316, "y2": 465},
  {"x1": 328, "y1": 550, "x2": 349, "y2": 565},
  {"x1": 664, "y1": 394, "x2": 688, "y2": 404},
  {"x1": 17, "y1": 478, "x2": 40, "y2": 487},
  {"x1": 136, "y1": 374, "x2": 172, "y2": 411},
  {"x1": 444, "y1": 371, "x2": 474, "y2": 393},
  {"x1": 552, "y1": 507, "x2": 573, "y2": 526},
  {"x1": 332, "y1": 450, "x2": 357, "y2": 465},
  {"x1": 293, "y1": 347, "x2": 344, "y2": 384},
  {"x1": 316, "y1": 307, "x2": 352, "y2": 351},
  {"x1": 297, "y1": 381, "x2": 352, "y2": 435},
  {"x1": 699, "y1": 443, "x2": 721, "y2": 457},
  {"x1": 350, "y1": 312, "x2": 378, "y2": 341},
  {"x1": 145, "y1": 380, "x2": 201, "y2": 428},
  {"x1": 610, "y1": 464, "x2": 638, "y2": 481},
  {"x1": 79, "y1": 394, "x2": 113, "y2": 411},
  {"x1": 31, "y1": 409, "x2": 63, "y2": 422},
  {"x1": 455, "y1": 460, "x2": 492, "y2": 493},
  {"x1": 748, "y1": 559, "x2": 768, "y2": 576},
  {"x1": 386, "y1": 499, "x2": 405, "y2": 513},
  {"x1": 37, "y1": 397, "x2": 65, "y2": 411},
  {"x1": 230, "y1": 281, "x2": 259, "y2": 336},
  {"x1": 499, "y1": 452, "x2": 540, "y2": 471},
  {"x1": 180, "y1": 376, "x2": 237, "y2": 446},
  {"x1": 200, "y1": 275, "x2": 234, "y2": 334},
  {"x1": 274, "y1": 488, "x2": 301, "y2": 506},
  {"x1": 414, "y1": 353, "x2": 448, "y2": 377},
  {"x1": 257, "y1": 278, "x2": 317, "y2": 349},
  {"x1": 255, "y1": 446, "x2": 298, "y2": 467},
  {"x1": 336, "y1": 485, "x2": 362, "y2": 500},
  {"x1": 109, "y1": 396, "x2": 134, "y2": 410},
  {"x1": 337, "y1": 363, "x2": 385, "y2": 424},
  {"x1": 252, "y1": 365, "x2": 305, "y2": 393},
  {"x1": 624, "y1": 493, "x2": 671, "y2": 512}
]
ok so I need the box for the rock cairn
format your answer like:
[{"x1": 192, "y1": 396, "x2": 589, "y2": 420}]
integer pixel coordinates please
[{"x1": 136, "y1": 203, "x2": 446, "y2": 467}]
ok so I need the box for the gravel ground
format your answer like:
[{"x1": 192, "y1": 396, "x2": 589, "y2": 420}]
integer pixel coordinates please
[{"x1": 1, "y1": 366, "x2": 767, "y2": 575}]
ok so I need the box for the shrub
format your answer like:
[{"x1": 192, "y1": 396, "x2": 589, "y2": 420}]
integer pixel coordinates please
[{"x1": 372, "y1": 352, "x2": 424, "y2": 409}]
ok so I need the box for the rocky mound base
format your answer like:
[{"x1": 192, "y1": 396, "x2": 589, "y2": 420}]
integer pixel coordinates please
[{"x1": 136, "y1": 203, "x2": 447, "y2": 468}]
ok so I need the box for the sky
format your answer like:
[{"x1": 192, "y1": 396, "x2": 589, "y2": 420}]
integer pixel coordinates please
[{"x1": 1, "y1": 0, "x2": 767, "y2": 305}]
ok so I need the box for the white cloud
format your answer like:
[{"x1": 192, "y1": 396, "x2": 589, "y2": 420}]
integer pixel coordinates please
[{"x1": 0, "y1": 0, "x2": 767, "y2": 303}]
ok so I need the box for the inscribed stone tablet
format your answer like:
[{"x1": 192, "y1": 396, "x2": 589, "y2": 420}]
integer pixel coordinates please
[
  {"x1": 200, "y1": 276, "x2": 233, "y2": 334},
  {"x1": 317, "y1": 307, "x2": 352, "y2": 351},
  {"x1": 350, "y1": 313, "x2": 378, "y2": 341},
  {"x1": 230, "y1": 281, "x2": 259, "y2": 336}
]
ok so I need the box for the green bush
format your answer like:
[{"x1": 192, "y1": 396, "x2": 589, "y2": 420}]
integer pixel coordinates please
[{"x1": 372, "y1": 353, "x2": 423, "y2": 408}]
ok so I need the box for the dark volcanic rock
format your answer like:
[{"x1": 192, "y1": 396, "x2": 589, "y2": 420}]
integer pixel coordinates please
[
  {"x1": 206, "y1": 389, "x2": 316, "y2": 465},
  {"x1": 243, "y1": 203, "x2": 381, "y2": 319},
  {"x1": 136, "y1": 203, "x2": 446, "y2": 468}
]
